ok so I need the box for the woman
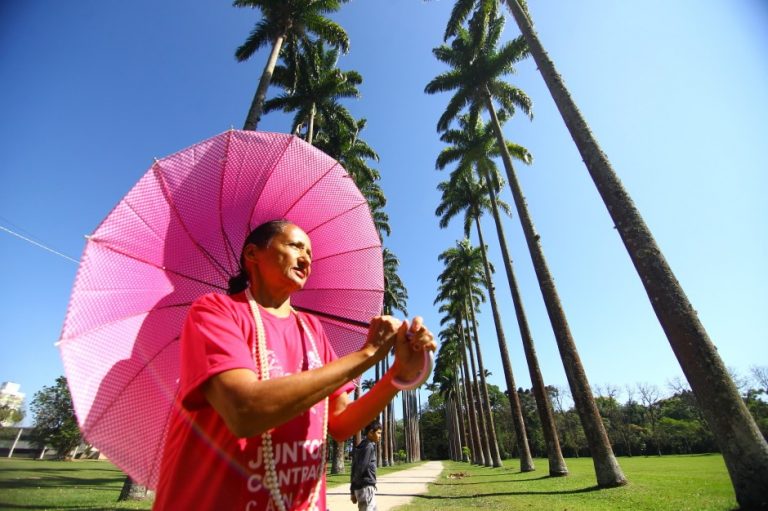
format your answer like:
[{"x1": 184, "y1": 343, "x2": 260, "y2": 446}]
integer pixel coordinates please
[{"x1": 154, "y1": 220, "x2": 435, "y2": 511}]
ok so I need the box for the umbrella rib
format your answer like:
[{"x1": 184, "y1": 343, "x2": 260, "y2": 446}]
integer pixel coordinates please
[
  {"x1": 303, "y1": 202, "x2": 374, "y2": 241},
  {"x1": 59, "y1": 300, "x2": 194, "y2": 344},
  {"x1": 149, "y1": 377, "x2": 182, "y2": 487},
  {"x1": 86, "y1": 334, "x2": 181, "y2": 451},
  {"x1": 218, "y1": 129, "x2": 241, "y2": 275},
  {"x1": 122, "y1": 198, "x2": 167, "y2": 246},
  {"x1": 247, "y1": 134, "x2": 296, "y2": 231},
  {"x1": 301, "y1": 286, "x2": 383, "y2": 293},
  {"x1": 311, "y1": 241, "x2": 382, "y2": 264},
  {"x1": 152, "y1": 162, "x2": 231, "y2": 281},
  {"x1": 93, "y1": 239, "x2": 227, "y2": 290},
  {"x1": 283, "y1": 160, "x2": 343, "y2": 219},
  {"x1": 292, "y1": 306, "x2": 371, "y2": 328}
]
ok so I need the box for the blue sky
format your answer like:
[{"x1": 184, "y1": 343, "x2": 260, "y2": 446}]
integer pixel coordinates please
[{"x1": 1, "y1": 1, "x2": 766, "y2": 425}]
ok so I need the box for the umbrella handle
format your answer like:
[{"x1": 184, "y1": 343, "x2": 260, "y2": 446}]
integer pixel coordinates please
[{"x1": 391, "y1": 350, "x2": 434, "y2": 391}]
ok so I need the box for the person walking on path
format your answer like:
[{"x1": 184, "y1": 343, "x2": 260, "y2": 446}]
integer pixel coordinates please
[
  {"x1": 351, "y1": 420, "x2": 383, "y2": 510},
  {"x1": 328, "y1": 460, "x2": 445, "y2": 511}
]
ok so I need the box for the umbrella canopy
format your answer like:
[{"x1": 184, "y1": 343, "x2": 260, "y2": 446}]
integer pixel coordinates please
[{"x1": 58, "y1": 130, "x2": 383, "y2": 488}]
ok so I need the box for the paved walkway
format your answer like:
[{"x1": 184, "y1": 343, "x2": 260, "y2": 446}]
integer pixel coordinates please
[{"x1": 326, "y1": 460, "x2": 444, "y2": 511}]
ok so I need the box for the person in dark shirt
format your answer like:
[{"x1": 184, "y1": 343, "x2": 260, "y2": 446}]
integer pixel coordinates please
[{"x1": 350, "y1": 420, "x2": 383, "y2": 510}]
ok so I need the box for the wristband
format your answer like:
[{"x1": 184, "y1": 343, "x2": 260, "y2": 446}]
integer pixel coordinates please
[{"x1": 391, "y1": 350, "x2": 434, "y2": 390}]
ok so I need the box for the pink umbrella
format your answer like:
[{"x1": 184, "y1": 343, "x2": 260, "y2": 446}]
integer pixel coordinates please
[{"x1": 58, "y1": 130, "x2": 384, "y2": 488}]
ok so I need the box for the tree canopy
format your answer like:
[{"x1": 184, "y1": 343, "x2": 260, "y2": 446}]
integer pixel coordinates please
[{"x1": 30, "y1": 376, "x2": 82, "y2": 459}]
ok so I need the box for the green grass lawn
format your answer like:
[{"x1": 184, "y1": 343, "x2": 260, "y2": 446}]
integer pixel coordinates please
[
  {"x1": 0, "y1": 458, "x2": 421, "y2": 510},
  {"x1": 399, "y1": 454, "x2": 737, "y2": 511},
  {"x1": 0, "y1": 455, "x2": 737, "y2": 511},
  {"x1": 0, "y1": 458, "x2": 149, "y2": 510}
]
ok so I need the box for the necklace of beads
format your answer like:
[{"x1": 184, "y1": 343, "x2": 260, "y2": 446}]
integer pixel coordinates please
[{"x1": 246, "y1": 289, "x2": 328, "y2": 511}]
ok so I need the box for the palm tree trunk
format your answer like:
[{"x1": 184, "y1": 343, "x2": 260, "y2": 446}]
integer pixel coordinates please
[
  {"x1": 462, "y1": 303, "x2": 493, "y2": 467},
  {"x1": 462, "y1": 252, "x2": 504, "y2": 466},
  {"x1": 444, "y1": 403, "x2": 456, "y2": 460},
  {"x1": 376, "y1": 359, "x2": 384, "y2": 467},
  {"x1": 451, "y1": 399, "x2": 461, "y2": 460},
  {"x1": 454, "y1": 375, "x2": 470, "y2": 462},
  {"x1": 307, "y1": 103, "x2": 316, "y2": 144},
  {"x1": 469, "y1": 322, "x2": 504, "y2": 468},
  {"x1": 417, "y1": 390, "x2": 424, "y2": 461},
  {"x1": 481, "y1": 165, "x2": 568, "y2": 476},
  {"x1": 243, "y1": 33, "x2": 285, "y2": 131},
  {"x1": 504, "y1": 0, "x2": 768, "y2": 503},
  {"x1": 472, "y1": 216, "x2": 534, "y2": 470},
  {"x1": 118, "y1": 476, "x2": 153, "y2": 501},
  {"x1": 459, "y1": 322, "x2": 485, "y2": 465},
  {"x1": 410, "y1": 391, "x2": 419, "y2": 461},
  {"x1": 385, "y1": 357, "x2": 396, "y2": 466},
  {"x1": 354, "y1": 384, "x2": 362, "y2": 447},
  {"x1": 402, "y1": 390, "x2": 411, "y2": 462},
  {"x1": 484, "y1": 90, "x2": 625, "y2": 487},
  {"x1": 331, "y1": 439, "x2": 345, "y2": 474}
]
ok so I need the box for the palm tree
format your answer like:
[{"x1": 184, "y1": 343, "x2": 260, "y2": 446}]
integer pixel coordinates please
[
  {"x1": 436, "y1": 281, "x2": 486, "y2": 465},
  {"x1": 432, "y1": 339, "x2": 468, "y2": 461},
  {"x1": 437, "y1": 114, "x2": 568, "y2": 475},
  {"x1": 438, "y1": 242, "x2": 507, "y2": 467},
  {"x1": 426, "y1": 14, "x2": 624, "y2": 486},
  {"x1": 382, "y1": 248, "x2": 408, "y2": 317},
  {"x1": 436, "y1": 174, "x2": 531, "y2": 469},
  {"x1": 264, "y1": 39, "x2": 361, "y2": 144},
  {"x1": 315, "y1": 118, "x2": 381, "y2": 187},
  {"x1": 234, "y1": 0, "x2": 350, "y2": 130},
  {"x1": 503, "y1": 2, "x2": 768, "y2": 501}
]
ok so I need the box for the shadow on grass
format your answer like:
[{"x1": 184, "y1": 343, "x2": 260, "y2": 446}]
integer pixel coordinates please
[
  {"x1": 410, "y1": 484, "x2": 602, "y2": 499},
  {"x1": 9, "y1": 467, "x2": 123, "y2": 474},
  {"x1": 0, "y1": 477, "x2": 123, "y2": 490},
  {"x1": 433, "y1": 474, "x2": 552, "y2": 485}
]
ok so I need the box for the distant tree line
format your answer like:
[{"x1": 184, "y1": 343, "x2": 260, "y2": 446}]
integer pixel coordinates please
[{"x1": 420, "y1": 367, "x2": 768, "y2": 461}]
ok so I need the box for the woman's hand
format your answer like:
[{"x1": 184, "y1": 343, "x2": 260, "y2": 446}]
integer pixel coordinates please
[
  {"x1": 392, "y1": 316, "x2": 436, "y2": 382},
  {"x1": 362, "y1": 315, "x2": 402, "y2": 360}
]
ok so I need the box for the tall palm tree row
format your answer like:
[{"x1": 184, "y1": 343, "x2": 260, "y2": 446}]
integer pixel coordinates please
[
  {"x1": 436, "y1": 173, "x2": 531, "y2": 470},
  {"x1": 503, "y1": 1, "x2": 767, "y2": 504},
  {"x1": 437, "y1": 114, "x2": 568, "y2": 475},
  {"x1": 436, "y1": 240, "x2": 520, "y2": 466},
  {"x1": 234, "y1": 0, "x2": 351, "y2": 131},
  {"x1": 432, "y1": 333, "x2": 469, "y2": 461},
  {"x1": 426, "y1": 10, "x2": 625, "y2": 487},
  {"x1": 436, "y1": 265, "x2": 487, "y2": 465}
]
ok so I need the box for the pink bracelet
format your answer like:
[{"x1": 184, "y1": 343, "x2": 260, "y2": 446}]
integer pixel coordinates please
[{"x1": 391, "y1": 350, "x2": 434, "y2": 390}]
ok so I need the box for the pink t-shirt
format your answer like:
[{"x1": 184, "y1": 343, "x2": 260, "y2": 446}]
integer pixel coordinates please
[{"x1": 154, "y1": 292, "x2": 354, "y2": 511}]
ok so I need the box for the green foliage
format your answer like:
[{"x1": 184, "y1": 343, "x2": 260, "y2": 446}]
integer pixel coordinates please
[
  {"x1": 420, "y1": 380, "x2": 768, "y2": 459},
  {"x1": 234, "y1": 0, "x2": 351, "y2": 62},
  {"x1": 744, "y1": 388, "x2": 768, "y2": 438},
  {"x1": 420, "y1": 409, "x2": 450, "y2": 460},
  {"x1": 0, "y1": 404, "x2": 24, "y2": 426},
  {"x1": 29, "y1": 376, "x2": 82, "y2": 460}
]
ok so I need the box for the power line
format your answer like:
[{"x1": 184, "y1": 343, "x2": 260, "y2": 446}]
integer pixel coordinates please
[{"x1": 0, "y1": 224, "x2": 79, "y2": 264}]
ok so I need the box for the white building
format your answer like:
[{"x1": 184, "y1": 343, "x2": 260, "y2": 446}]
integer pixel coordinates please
[{"x1": 0, "y1": 381, "x2": 25, "y2": 426}]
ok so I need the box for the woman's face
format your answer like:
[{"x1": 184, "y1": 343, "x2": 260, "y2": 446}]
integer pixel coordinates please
[{"x1": 251, "y1": 224, "x2": 313, "y2": 292}]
